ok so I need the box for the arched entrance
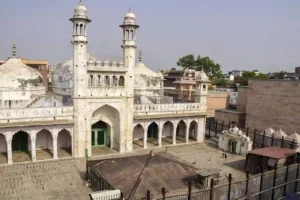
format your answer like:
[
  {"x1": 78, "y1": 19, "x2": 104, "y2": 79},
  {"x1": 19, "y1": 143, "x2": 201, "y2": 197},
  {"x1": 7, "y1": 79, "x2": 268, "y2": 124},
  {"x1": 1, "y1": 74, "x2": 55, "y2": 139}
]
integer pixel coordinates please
[
  {"x1": 228, "y1": 139, "x2": 237, "y2": 153},
  {"x1": 12, "y1": 131, "x2": 31, "y2": 163},
  {"x1": 176, "y1": 120, "x2": 186, "y2": 143},
  {"x1": 0, "y1": 133, "x2": 7, "y2": 164},
  {"x1": 133, "y1": 124, "x2": 144, "y2": 149},
  {"x1": 57, "y1": 129, "x2": 72, "y2": 158},
  {"x1": 91, "y1": 104, "x2": 120, "y2": 154},
  {"x1": 189, "y1": 121, "x2": 198, "y2": 141},
  {"x1": 36, "y1": 129, "x2": 53, "y2": 160},
  {"x1": 162, "y1": 121, "x2": 174, "y2": 144},
  {"x1": 91, "y1": 121, "x2": 111, "y2": 147},
  {"x1": 147, "y1": 122, "x2": 159, "y2": 146}
]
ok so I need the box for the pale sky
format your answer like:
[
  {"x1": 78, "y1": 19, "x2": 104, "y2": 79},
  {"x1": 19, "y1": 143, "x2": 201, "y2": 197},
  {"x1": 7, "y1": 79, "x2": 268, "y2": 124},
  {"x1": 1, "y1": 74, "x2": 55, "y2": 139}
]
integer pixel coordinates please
[{"x1": 1, "y1": 0, "x2": 300, "y2": 73}]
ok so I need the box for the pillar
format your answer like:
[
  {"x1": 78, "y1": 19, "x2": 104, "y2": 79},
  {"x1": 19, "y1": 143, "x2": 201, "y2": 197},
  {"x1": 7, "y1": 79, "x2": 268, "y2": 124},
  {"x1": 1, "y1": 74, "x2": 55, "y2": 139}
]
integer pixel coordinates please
[
  {"x1": 185, "y1": 121, "x2": 190, "y2": 143},
  {"x1": 197, "y1": 118, "x2": 205, "y2": 142},
  {"x1": 53, "y1": 135, "x2": 58, "y2": 159},
  {"x1": 158, "y1": 125, "x2": 162, "y2": 147},
  {"x1": 6, "y1": 139, "x2": 12, "y2": 164},
  {"x1": 172, "y1": 125, "x2": 176, "y2": 145},
  {"x1": 143, "y1": 129, "x2": 147, "y2": 149},
  {"x1": 31, "y1": 136, "x2": 36, "y2": 162}
]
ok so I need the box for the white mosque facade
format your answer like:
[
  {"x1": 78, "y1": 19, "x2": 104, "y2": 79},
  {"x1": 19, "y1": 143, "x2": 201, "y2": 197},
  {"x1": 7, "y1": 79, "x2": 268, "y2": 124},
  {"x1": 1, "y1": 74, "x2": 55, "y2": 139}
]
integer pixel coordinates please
[{"x1": 0, "y1": 2, "x2": 208, "y2": 164}]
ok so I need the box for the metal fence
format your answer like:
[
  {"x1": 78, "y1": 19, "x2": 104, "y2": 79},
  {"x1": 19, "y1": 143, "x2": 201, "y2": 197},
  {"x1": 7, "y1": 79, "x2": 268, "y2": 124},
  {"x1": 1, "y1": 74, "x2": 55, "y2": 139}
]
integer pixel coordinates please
[{"x1": 205, "y1": 119, "x2": 297, "y2": 150}]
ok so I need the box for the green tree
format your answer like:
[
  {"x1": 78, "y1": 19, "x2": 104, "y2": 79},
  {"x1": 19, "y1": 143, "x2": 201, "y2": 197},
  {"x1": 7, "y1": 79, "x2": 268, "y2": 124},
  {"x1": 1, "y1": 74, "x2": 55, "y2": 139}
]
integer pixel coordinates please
[
  {"x1": 255, "y1": 73, "x2": 268, "y2": 79},
  {"x1": 176, "y1": 54, "x2": 222, "y2": 80},
  {"x1": 273, "y1": 71, "x2": 286, "y2": 79}
]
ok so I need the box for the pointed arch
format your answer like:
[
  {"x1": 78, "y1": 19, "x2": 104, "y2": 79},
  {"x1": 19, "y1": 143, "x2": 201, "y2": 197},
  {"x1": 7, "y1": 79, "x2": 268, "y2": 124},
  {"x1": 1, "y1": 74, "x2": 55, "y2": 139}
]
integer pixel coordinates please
[
  {"x1": 57, "y1": 129, "x2": 72, "y2": 157},
  {"x1": 176, "y1": 120, "x2": 186, "y2": 138},
  {"x1": 133, "y1": 124, "x2": 144, "y2": 141},
  {"x1": 189, "y1": 120, "x2": 198, "y2": 141},
  {"x1": 119, "y1": 76, "x2": 125, "y2": 87},
  {"x1": 0, "y1": 133, "x2": 7, "y2": 164}
]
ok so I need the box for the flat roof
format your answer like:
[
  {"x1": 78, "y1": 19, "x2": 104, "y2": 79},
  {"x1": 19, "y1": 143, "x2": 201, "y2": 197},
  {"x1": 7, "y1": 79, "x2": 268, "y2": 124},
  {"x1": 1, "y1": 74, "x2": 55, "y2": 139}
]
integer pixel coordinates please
[{"x1": 248, "y1": 147, "x2": 296, "y2": 160}]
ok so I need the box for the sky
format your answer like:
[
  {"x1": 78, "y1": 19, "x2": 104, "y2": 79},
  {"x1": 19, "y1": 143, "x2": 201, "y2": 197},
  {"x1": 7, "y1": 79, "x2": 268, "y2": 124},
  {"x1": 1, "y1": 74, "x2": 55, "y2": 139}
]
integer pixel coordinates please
[{"x1": 1, "y1": 0, "x2": 300, "y2": 73}]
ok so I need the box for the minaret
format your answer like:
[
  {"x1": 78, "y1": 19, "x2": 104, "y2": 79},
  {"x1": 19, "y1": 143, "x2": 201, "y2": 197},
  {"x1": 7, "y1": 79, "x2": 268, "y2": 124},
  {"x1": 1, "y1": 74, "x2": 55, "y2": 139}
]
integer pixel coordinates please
[
  {"x1": 69, "y1": 0, "x2": 91, "y2": 98},
  {"x1": 119, "y1": 8, "x2": 139, "y2": 152},
  {"x1": 69, "y1": 1, "x2": 91, "y2": 158},
  {"x1": 195, "y1": 71, "x2": 210, "y2": 105},
  {"x1": 120, "y1": 8, "x2": 139, "y2": 97},
  {"x1": 12, "y1": 43, "x2": 17, "y2": 58}
]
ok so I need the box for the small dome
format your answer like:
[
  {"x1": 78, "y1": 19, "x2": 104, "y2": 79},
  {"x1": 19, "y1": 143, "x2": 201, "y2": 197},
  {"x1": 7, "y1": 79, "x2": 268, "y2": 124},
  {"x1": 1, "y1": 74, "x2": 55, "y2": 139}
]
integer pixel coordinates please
[
  {"x1": 75, "y1": 3, "x2": 87, "y2": 12},
  {"x1": 246, "y1": 136, "x2": 251, "y2": 142},
  {"x1": 125, "y1": 11, "x2": 136, "y2": 19},
  {"x1": 273, "y1": 129, "x2": 287, "y2": 138},
  {"x1": 286, "y1": 132, "x2": 300, "y2": 143},
  {"x1": 232, "y1": 126, "x2": 239, "y2": 133},
  {"x1": 123, "y1": 8, "x2": 137, "y2": 25},
  {"x1": 196, "y1": 71, "x2": 209, "y2": 81},
  {"x1": 118, "y1": 60, "x2": 124, "y2": 66},
  {"x1": 95, "y1": 59, "x2": 102, "y2": 67},
  {"x1": 87, "y1": 57, "x2": 95, "y2": 66},
  {"x1": 237, "y1": 130, "x2": 243, "y2": 136},
  {"x1": 103, "y1": 59, "x2": 109, "y2": 67},
  {"x1": 264, "y1": 127, "x2": 275, "y2": 136},
  {"x1": 111, "y1": 60, "x2": 118, "y2": 67}
]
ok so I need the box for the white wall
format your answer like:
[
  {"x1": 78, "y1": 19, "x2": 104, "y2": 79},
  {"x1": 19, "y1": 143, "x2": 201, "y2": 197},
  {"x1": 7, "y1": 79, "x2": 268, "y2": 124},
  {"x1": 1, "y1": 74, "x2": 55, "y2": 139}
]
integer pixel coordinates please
[
  {"x1": 133, "y1": 125, "x2": 144, "y2": 140},
  {"x1": 36, "y1": 130, "x2": 53, "y2": 150},
  {"x1": 0, "y1": 134, "x2": 6, "y2": 153}
]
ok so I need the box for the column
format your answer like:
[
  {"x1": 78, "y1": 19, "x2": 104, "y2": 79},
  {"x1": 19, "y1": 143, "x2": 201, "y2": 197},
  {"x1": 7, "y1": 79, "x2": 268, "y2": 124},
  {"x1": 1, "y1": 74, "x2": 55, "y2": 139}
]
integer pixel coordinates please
[
  {"x1": 158, "y1": 126, "x2": 162, "y2": 147},
  {"x1": 172, "y1": 125, "x2": 177, "y2": 145},
  {"x1": 53, "y1": 135, "x2": 58, "y2": 159},
  {"x1": 31, "y1": 136, "x2": 36, "y2": 162},
  {"x1": 185, "y1": 121, "x2": 190, "y2": 143},
  {"x1": 6, "y1": 139, "x2": 12, "y2": 164},
  {"x1": 197, "y1": 118, "x2": 205, "y2": 142},
  {"x1": 143, "y1": 129, "x2": 147, "y2": 149}
]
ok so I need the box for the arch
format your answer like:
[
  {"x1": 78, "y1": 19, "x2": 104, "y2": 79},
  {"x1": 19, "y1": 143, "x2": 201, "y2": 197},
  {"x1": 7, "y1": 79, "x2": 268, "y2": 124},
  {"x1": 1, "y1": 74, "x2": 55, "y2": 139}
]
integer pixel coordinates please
[
  {"x1": 176, "y1": 120, "x2": 186, "y2": 137},
  {"x1": 0, "y1": 133, "x2": 7, "y2": 164},
  {"x1": 36, "y1": 129, "x2": 53, "y2": 160},
  {"x1": 80, "y1": 24, "x2": 83, "y2": 35},
  {"x1": 89, "y1": 75, "x2": 94, "y2": 86},
  {"x1": 91, "y1": 121, "x2": 111, "y2": 148},
  {"x1": 147, "y1": 122, "x2": 159, "y2": 139},
  {"x1": 57, "y1": 129, "x2": 72, "y2": 157},
  {"x1": 130, "y1": 30, "x2": 134, "y2": 40},
  {"x1": 162, "y1": 121, "x2": 174, "y2": 138},
  {"x1": 97, "y1": 75, "x2": 101, "y2": 86},
  {"x1": 76, "y1": 24, "x2": 79, "y2": 35},
  {"x1": 112, "y1": 76, "x2": 118, "y2": 86},
  {"x1": 228, "y1": 139, "x2": 237, "y2": 153},
  {"x1": 133, "y1": 124, "x2": 144, "y2": 141},
  {"x1": 105, "y1": 75, "x2": 110, "y2": 86},
  {"x1": 126, "y1": 30, "x2": 130, "y2": 40},
  {"x1": 189, "y1": 121, "x2": 198, "y2": 141},
  {"x1": 92, "y1": 105, "x2": 120, "y2": 151},
  {"x1": 12, "y1": 131, "x2": 29, "y2": 152},
  {"x1": 119, "y1": 76, "x2": 125, "y2": 87},
  {"x1": 202, "y1": 84, "x2": 207, "y2": 91}
]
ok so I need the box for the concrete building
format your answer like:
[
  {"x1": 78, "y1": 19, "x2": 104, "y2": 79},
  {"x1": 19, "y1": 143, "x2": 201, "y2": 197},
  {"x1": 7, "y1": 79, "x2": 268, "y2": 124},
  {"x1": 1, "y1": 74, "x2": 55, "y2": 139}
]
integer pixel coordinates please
[
  {"x1": 228, "y1": 70, "x2": 243, "y2": 77},
  {"x1": 0, "y1": 2, "x2": 208, "y2": 165},
  {"x1": 222, "y1": 74, "x2": 234, "y2": 81}
]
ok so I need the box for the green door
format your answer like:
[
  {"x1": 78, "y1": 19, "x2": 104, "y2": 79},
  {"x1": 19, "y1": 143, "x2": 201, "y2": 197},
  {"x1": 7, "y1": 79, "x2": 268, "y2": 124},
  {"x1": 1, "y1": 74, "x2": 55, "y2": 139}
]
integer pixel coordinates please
[
  {"x1": 91, "y1": 128, "x2": 107, "y2": 146},
  {"x1": 12, "y1": 131, "x2": 28, "y2": 152}
]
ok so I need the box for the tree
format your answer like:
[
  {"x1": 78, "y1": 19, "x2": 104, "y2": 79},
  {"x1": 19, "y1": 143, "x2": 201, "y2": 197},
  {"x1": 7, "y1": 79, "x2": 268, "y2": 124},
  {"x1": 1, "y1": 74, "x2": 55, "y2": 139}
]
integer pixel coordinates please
[
  {"x1": 176, "y1": 54, "x2": 222, "y2": 80},
  {"x1": 273, "y1": 71, "x2": 287, "y2": 79},
  {"x1": 256, "y1": 73, "x2": 268, "y2": 79}
]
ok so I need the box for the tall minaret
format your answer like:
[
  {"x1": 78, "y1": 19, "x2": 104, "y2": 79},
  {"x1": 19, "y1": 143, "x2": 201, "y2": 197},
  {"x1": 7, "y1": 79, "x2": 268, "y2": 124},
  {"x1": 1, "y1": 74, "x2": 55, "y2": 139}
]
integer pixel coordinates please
[
  {"x1": 69, "y1": 0, "x2": 91, "y2": 98},
  {"x1": 120, "y1": 8, "x2": 139, "y2": 152},
  {"x1": 120, "y1": 8, "x2": 139, "y2": 97},
  {"x1": 69, "y1": 1, "x2": 91, "y2": 158}
]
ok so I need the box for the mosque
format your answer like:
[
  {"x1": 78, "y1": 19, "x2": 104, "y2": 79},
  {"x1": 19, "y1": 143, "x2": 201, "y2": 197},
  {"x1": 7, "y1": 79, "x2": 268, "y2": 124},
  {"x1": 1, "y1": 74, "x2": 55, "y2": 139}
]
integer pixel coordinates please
[{"x1": 0, "y1": 1, "x2": 208, "y2": 164}]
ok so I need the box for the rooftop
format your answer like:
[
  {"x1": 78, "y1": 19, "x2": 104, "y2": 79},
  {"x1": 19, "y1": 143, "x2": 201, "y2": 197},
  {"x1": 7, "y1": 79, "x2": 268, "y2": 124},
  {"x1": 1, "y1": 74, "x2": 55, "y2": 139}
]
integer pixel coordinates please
[{"x1": 248, "y1": 147, "x2": 297, "y2": 160}]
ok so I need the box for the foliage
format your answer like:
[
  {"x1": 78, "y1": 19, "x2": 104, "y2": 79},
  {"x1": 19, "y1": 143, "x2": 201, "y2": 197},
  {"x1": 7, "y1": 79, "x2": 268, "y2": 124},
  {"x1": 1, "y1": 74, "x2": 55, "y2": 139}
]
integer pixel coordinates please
[
  {"x1": 234, "y1": 71, "x2": 268, "y2": 86},
  {"x1": 272, "y1": 71, "x2": 287, "y2": 79},
  {"x1": 176, "y1": 54, "x2": 222, "y2": 80},
  {"x1": 208, "y1": 85, "x2": 214, "y2": 90}
]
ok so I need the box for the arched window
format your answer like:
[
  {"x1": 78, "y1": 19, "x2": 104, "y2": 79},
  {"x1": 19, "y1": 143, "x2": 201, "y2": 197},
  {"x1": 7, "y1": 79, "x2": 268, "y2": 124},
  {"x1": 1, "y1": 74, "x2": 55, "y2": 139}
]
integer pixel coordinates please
[
  {"x1": 97, "y1": 75, "x2": 101, "y2": 86},
  {"x1": 105, "y1": 76, "x2": 110, "y2": 86},
  {"x1": 119, "y1": 76, "x2": 125, "y2": 86},
  {"x1": 130, "y1": 30, "x2": 134, "y2": 40},
  {"x1": 126, "y1": 30, "x2": 130, "y2": 40},
  {"x1": 112, "y1": 76, "x2": 118, "y2": 86},
  {"x1": 203, "y1": 84, "x2": 207, "y2": 91},
  {"x1": 76, "y1": 24, "x2": 79, "y2": 35},
  {"x1": 89, "y1": 75, "x2": 94, "y2": 86},
  {"x1": 80, "y1": 24, "x2": 83, "y2": 35}
]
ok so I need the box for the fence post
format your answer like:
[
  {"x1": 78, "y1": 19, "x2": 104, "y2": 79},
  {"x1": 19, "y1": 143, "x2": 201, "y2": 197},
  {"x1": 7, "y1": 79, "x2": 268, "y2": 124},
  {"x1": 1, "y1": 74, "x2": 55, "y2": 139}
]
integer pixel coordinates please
[
  {"x1": 246, "y1": 127, "x2": 249, "y2": 137},
  {"x1": 162, "y1": 188, "x2": 166, "y2": 200},
  {"x1": 271, "y1": 134, "x2": 274, "y2": 147},
  {"x1": 188, "y1": 182, "x2": 192, "y2": 200},
  {"x1": 284, "y1": 164, "x2": 290, "y2": 196},
  {"x1": 262, "y1": 131, "x2": 265, "y2": 148},
  {"x1": 292, "y1": 139, "x2": 295, "y2": 149},
  {"x1": 222, "y1": 121, "x2": 224, "y2": 132},
  {"x1": 208, "y1": 120, "x2": 211, "y2": 138},
  {"x1": 215, "y1": 120, "x2": 218, "y2": 137},
  {"x1": 245, "y1": 172, "x2": 249, "y2": 198},
  {"x1": 258, "y1": 172, "x2": 264, "y2": 200},
  {"x1": 253, "y1": 129, "x2": 257, "y2": 149},
  {"x1": 147, "y1": 190, "x2": 151, "y2": 200},
  {"x1": 281, "y1": 136, "x2": 284, "y2": 148},
  {"x1": 294, "y1": 158, "x2": 300, "y2": 192},
  {"x1": 228, "y1": 173, "x2": 232, "y2": 200},
  {"x1": 120, "y1": 192, "x2": 124, "y2": 200},
  {"x1": 209, "y1": 178, "x2": 214, "y2": 200},
  {"x1": 271, "y1": 164, "x2": 278, "y2": 200}
]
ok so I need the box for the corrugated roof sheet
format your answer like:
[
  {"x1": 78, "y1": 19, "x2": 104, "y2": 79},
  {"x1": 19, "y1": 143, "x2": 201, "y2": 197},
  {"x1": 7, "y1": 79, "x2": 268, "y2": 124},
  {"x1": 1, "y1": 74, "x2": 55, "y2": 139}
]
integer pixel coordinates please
[{"x1": 248, "y1": 147, "x2": 296, "y2": 160}]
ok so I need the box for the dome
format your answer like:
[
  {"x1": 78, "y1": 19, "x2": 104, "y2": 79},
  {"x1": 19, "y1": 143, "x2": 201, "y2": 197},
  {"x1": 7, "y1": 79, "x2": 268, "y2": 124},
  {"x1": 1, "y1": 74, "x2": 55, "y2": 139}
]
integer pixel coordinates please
[
  {"x1": 125, "y1": 11, "x2": 136, "y2": 19},
  {"x1": 196, "y1": 71, "x2": 209, "y2": 81},
  {"x1": 118, "y1": 60, "x2": 124, "y2": 66},
  {"x1": 95, "y1": 59, "x2": 102, "y2": 67},
  {"x1": 74, "y1": 2, "x2": 87, "y2": 16},
  {"x1": 232, "y1": 126, "x2": 239, "y2": 133},
  {"x1": 273, "y1": 129, "x2": 287, "y2": 138},
  {"x1": 122, "y1": 8, "x2": 138, "y2": 25},
  {"x1": 286, "y1": 132, "x2": 300, "y2": 143},
  {"x1": 0, "y1": 58, "x2": 43, "y2": 89},
  {"x1": 264, "y1": 127, "x2": 275, "y2": 136},
  {"x1": 237, "y1": 130, "x2": 243, "y2": 136},
  {"x1": 103, "y1": 59, "x2": 110, "y2": 67},
  {"x1": 111, "y1": 60, "x2": 118, "y2": 67},
  {"x1": 87, "y1": 57, "x2": 95, "y2": 66}
]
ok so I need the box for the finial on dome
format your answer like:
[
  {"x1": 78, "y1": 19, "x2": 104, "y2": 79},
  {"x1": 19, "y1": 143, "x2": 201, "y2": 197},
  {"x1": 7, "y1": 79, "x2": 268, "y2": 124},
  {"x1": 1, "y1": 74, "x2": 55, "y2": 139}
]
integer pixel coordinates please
[
  {"x1": 12, "y1": 42, "x2": 17, "y2": 57},
  {"x1": 138, "y1": 50, "x2": 142, "y2": 62},
  {"x1": 128, "y1": 7, "x2": 131, "y2": 12}
]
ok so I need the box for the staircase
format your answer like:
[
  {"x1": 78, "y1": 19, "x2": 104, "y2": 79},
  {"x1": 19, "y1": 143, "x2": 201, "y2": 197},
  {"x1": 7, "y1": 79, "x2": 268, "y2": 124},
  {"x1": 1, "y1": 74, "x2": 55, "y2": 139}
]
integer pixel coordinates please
[{"x1": 25, "y1": 95, "x2": 44, "y2": 108}]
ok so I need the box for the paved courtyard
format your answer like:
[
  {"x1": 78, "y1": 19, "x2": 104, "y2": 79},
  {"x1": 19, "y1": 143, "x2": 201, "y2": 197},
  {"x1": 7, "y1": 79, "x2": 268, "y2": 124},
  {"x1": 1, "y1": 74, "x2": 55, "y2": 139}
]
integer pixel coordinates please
[{"x1": 0, "y1": 142, "x2": 246, "y2": 200}]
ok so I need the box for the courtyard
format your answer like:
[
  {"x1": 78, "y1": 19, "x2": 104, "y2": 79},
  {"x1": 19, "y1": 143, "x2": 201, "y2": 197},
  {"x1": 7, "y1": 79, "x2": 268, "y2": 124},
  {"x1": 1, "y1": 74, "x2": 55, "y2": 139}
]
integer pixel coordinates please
[{"x1": 0, "y1": 142, "x2": 246, "y2": 200}]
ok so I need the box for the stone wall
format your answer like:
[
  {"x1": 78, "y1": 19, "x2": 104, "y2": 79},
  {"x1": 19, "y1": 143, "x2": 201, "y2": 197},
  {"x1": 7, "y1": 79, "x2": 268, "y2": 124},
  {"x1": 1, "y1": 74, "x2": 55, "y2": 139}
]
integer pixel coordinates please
[
  {"x1": 215, "y1": 110, "x2": 246, "y2": 128},
  {"x1": 207, "y1": 92, "x2": 229, "y2": 117},
  {"x1": 237, "y1": 87, "x2": 248, "y2": 112},
  {"x1": 246, "y1": 79, "x2": 300, "y2": 134}
]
